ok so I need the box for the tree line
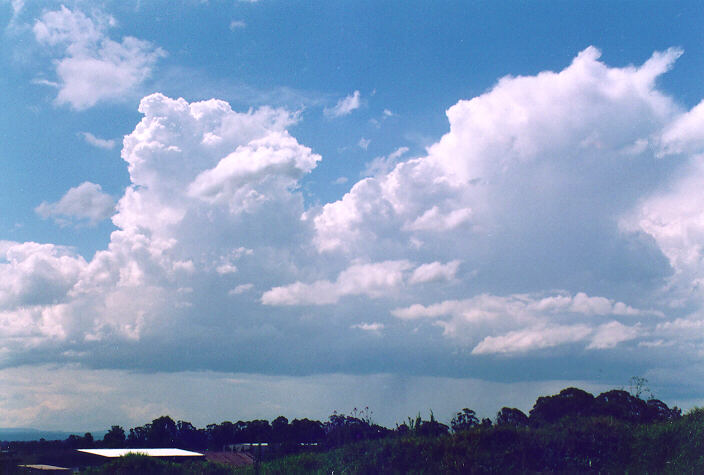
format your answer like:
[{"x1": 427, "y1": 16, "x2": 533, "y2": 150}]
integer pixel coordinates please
[{"x1": 3, "y1": 384, "x2": 681, "y2": 456}]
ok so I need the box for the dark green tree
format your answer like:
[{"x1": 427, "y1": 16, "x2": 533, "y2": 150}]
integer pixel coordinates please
[
  {"x1": 324, "y1": 410, "x2": 389, "y2": 447},
  {"x1": 64, "y1": 434, "x2": 82, "y2": 449},
  {"x1": 451, "y1": 408, "x2": 479, "y2": 432},
  {"x1": 529, "y1": 387, "x2": 596, "y2": 425},
  {"x1": 290, "y1": 418, "x2": 324, "y2": 443},
  {"x1": 206, "y1": 421, "x2": 236, "y2": 450},
  {"x1": 417, "y1": 411, "x2": 450, "y2": 437},
  {"x1": 594, "y1": 389, "x2": 648, "y2": 422},
  {"x1": 147, "y1": 416, "x2": 178, "y2": 447},
  {"x1": 127, "y1": 425, "x2": 148, "y2": 447},
  {"x1": 176, "y1": 420, "x2": 206, "y2": 449},
  {"x1": 103, "y1": 425, "x2": 126, "y2": 448},
  {"x1": 496, "y1": 407, "x2": 529, "y2": 427},
  {"x1": 243, "y1": 420, "x2": 271, "y2": 443},
  {"x1": 628, "y1": 376, "x2": 652, "y2": 399},
  {"x1": 644, "y1": 398, "x2": 682, "y2": 423},
  {"x1": 271, "y1": 416, "x2": 289, "y2": 443}
]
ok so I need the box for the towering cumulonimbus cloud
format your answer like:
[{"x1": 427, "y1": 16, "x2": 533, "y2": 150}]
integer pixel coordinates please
[
  {"x1": 0, "y1": 93, "x2": 321, "y2": 364},
  {"x1": 4, "y1": 46, "x2": 704, "y2": 378},
  {"x1": 310, "y1": 47, "x2": 681, "y2": 259}
]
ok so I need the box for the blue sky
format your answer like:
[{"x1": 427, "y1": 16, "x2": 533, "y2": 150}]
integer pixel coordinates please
[{"x1": 3, "y1": 0, "x2": 704, "y2": 431}]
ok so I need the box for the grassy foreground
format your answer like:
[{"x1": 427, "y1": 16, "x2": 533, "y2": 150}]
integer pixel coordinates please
[{"x1": 240, "y1": 411, "x2": 704, "y2": 473}]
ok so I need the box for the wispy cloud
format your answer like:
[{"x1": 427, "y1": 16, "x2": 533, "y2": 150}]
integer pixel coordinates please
[
  {"x1": 229, "y1": 283, "x2": 254, "y2": 295},
  {"x1": 362, "y1": 146, "x2": 408, "y2": 177},
  {"x1": 324, "y1": 90, "x2": 361, "y2": 118},
  {"x1": 79, "y1": 132, "x2": 116, "y2": 150},
  {"x1": 351, "y1": 322, "x2": 384, "y2": 334}
]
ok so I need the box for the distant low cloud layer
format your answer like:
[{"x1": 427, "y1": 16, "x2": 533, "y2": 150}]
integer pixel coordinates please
[
  {"x1": 6, "y1": 47, "x2": 704, "y2": 423},
  {"x1": 0, "y1": 365, "x2": 615, "y2": 431}
]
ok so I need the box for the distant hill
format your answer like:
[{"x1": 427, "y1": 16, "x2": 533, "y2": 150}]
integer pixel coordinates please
[{"x1": 0, "y1": 428, "x2": 106, "y2": 442}]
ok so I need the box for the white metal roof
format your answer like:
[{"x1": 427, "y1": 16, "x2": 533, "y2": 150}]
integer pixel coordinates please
[
  {"x1": 18, "y1": 465, "x2": 70, "y2": 471},
  {"x1": 77, "y1": 448, "x2": 204, "y2": 458}
]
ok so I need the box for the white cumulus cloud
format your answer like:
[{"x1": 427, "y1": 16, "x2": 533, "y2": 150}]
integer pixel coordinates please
[
  {"x1": 187, "y1": 132, "x2": 320, "y2": 213},
  {"x1": 0, "y1": 241, "x2": 86, "y2": 311},
  {"x1": 310, "y1": 47, "x2": 681, "y2": 259},
  {"x1": 5, "y1": 46, "x2": 704, "y2": 396},
  {"x1": 587, "y1": 321, "x2": 640, "y2": 349},
  {"x1": 409, "y1": 260, "x2": 461, "y2": 284},
  {"x1": 393, "y1": 291, "x2": 648, "y2": 354},
  {"x1": 33, "y1": 6, "x2": 165, "y2": 110},
  {"x1": 35, "y1": 182, "x2": 115, "y2": 226},
  {"x1": 0, "y1": 93, "x2": 323, "y2": 362},
  {"x1": 472, "y1": 325, "x2": 593, "y2": 355},
  {"x1": 659, "y1": 99, "x2": 704, "y2": 157},
  {"x1": 262, "y1": 260, "x2": 413, "y2": 305}
]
